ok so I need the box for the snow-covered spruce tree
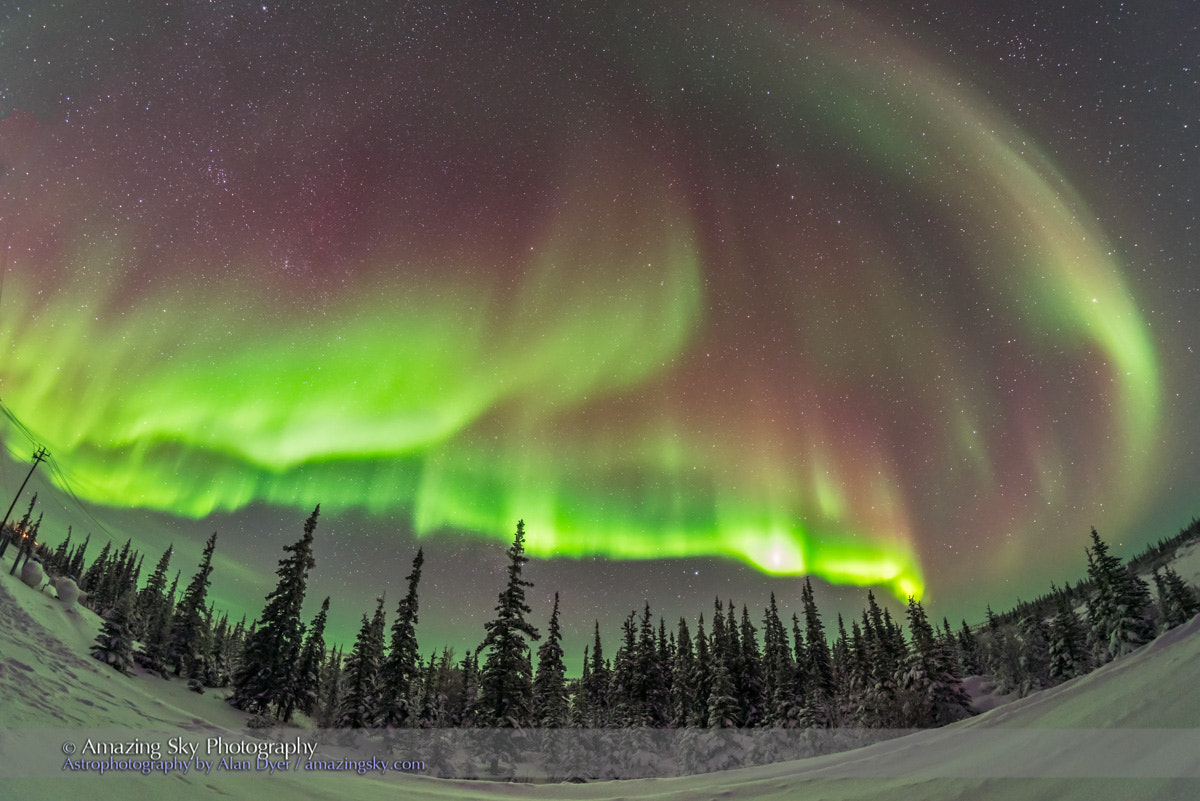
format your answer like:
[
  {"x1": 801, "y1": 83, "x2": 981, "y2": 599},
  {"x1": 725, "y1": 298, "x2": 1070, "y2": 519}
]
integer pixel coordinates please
[
  {"x1": 168, "y1": 531, "x2": 217, "y2": 681},
  {"x1": 533, "y1": 592, "x2": 568, "y2": 726},
  {"x1": 1016, "y1": 614, "x2": 1052, "y2": 694},
  {"x1": 97, "y1": 538, "x2": 134, "y2": 614},
  {"x1": 899, "y1": 597, "x2": 972, "y2": 728},
  {"x1": 737, "y1": 606, "x2": 765, "y2": 727},
  {"x1": 337, "y1": 596, "x2": 387, "y2": 728},
  {"x1": 759, "y1": 594, "x2": 792, "y2": 726},
  {"x1": 1048, "y1": 595, "x2": 1089, "y2": 682},
  {"x1": 92, "y1": 590, "x2": 136, "y2": 673},
  {"x1": 956, "y1": 620, "x2": 982, "y2": 676},
  {"x1": 458, "y1": 648, "x2": 481, "y2": 727},
  {"x1": 586, "y1": 621, "x2": 610, "y2": 725},
  {"x1": 610, "y1": 611, "x2": 640, "y2": 725},
  {"x1": 670, "y1": 617, "x2": 697, "y2": 727},
  {"x1": 689, "y1": 615, "x2": 712, "y2": 727},
  {"x1": 315, "y1": 645, "x2": 344, "y2": 727},
  {"x1": 230, "y1": 505, "x2": 319, "y2": 720},
  {"x1": 860, "y1": 591, "x2": 904, "y2": 726},
  {"x1": 707, "y1": 600, "x2": 743, "y2": 726},
  {"x1": 706, "y1": 657, "x2": 741, "y2": 728},
  {"x1": 49, "y1": 527, "x2": 72, "y2": 576},
  {"x1": 67, "y1": 532, "x2": 90, "y2": 582},
  {"x1": 1085, "y1": 527, "x2": 1154, "y2": 664},
  {"x1": 379, "y1": 548, "x2": 424, "y2": 728},
  {"x1": 801, "y1": 578, "x2": 835, "y2": 727},
  {"x1": 287, "y1": 596, "x2": 330, "y2": 721},
  {"x1": 637, "y1": 603, "x2": 670, "y2": 726},
  {"x1": 134, "y1": 545, "x2": 172, "y2": 639},
  {"x1": 478, "y1": 520, "x2": 540, "y2": 727},
  {"x1": 81, "y1": 540, "x2": 112, "y2": 600},
  {"x1": 1153, "y1": 566, "x2": 1200, "y2": 631}
]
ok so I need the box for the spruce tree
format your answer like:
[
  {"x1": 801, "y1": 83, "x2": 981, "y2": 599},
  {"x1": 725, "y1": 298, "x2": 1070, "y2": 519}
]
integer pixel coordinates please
[
  {"x1": 1017, "y1": 614, "x2": 1051, "y2": 693},
  {"x1": 135, "y1": 545, "x2": 173, "y2": 639},
  {"x1": 82, "y1": 540, "x2": 112, "y2": 598},
  {"x1": 586, "y1": 621, "x2": 609, "y2": 725},
  {"x1": 91, "y1": 590, "x2": 136, "y2": 673},
  {"x1": 289, "y1": 596, "x2": 330, "y2": 720},
  {"x1": 532, "y1": 592, "x2": 568, "y2": 726},
  {"x1": 690, "y1": 615, "x2": 712, "y2": 727},
  {"x1": 611, "y1": 610, "x2": 640, "y2": 725},
  {"x1": 760, "y1": 594, "x2": 793, "y2": 726},
  {"x1": 706, "y1": 658, "x2": 740, "y2": 728},
  {"x1": 636, "y1": 602, "x2": 669, "y2": 725},
  {"x1": 899, "y1": 597, "x2": 972, "y2": 727},
  {"x1": 957, "y1": 620, "x2": 982, "y2": 676},
  {"x1": 670, "y1": 617, "x2": 697, "y2": 727},
  {"x1": 802, "y1": 578, "x2": 835, "y2": 725},
  {"x1": 738, "y1": 605, "x2": 765, "y2": 727},
  {"x1": 380, "y1": 548, "x2": 424, "y2": 727},
  {"x1": 478, "y1": 520, "x2": 540, "y2": 727},
  {"x1": 1153, "y1": 566, "x2": 1199, "y2": 630},
  {"x1": 168, "y1": 532, "x2": 217, "y2": 680},
  {"x1": 66, "y1": 532, "x2": 90, "y2": 581},
  {"x1": 1085, "y1": 527, "x2": 1153, "y2": 663},
  {"x1": 1048, "y1": 596, "x2": 1089, "y2": 682},
  {"x1": 230, "y1": 506, "x2": 319, "y2": 719},
  {"x1": 338, "y1": 597, "x2": 387, "y2": 728},
  {"x1": 316, "y1": 645, "x2": 344, "y2": 727}
]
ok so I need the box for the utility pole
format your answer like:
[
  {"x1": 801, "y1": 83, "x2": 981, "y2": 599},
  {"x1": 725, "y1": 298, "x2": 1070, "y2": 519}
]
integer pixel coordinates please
[{"x1": 1, "y1": 446, "x2": 48, "y2": 570}]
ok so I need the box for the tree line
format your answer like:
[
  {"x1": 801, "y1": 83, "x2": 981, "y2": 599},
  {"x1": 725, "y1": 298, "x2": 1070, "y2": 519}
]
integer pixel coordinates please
[{"x1": 6, "y1": 496, "x2": 1199, "y2": 732}]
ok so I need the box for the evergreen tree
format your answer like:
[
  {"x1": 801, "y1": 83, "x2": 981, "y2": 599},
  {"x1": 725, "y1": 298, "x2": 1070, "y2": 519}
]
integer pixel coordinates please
[
  {"x1": 956, "y1": 620, "x2": 982, "y2": 676},
  {"x1": 458, "y1": 649, "x2": 481, "y2": 727},
  {"x1": 288, "y1": 597, "x2": 330, "y2": 721},
  {"x1": 316, "y1": 646, "x2": 344, "y2": 727},
  {"x1": 1048, "y1": 595, "x2": 1089, "y2": 682},
  {"x1": 585, "y1": 621, "x2": 609, "y2": 725},
  {"x1": 380, "y1": 548, "x2": 424, "y2": 728},
  {"x1": 1085, "y1": 528, "x2": 1153, "y2": 664},
  {"x1": 611, "y1": 610, "x2": 640, "y2": 725},
  {"x1": 338, "y1": 597, "x2": 387, "y2": 728},
  {"x1": 802, "y1": 578, "x2": 835, "y2": 725},
  {"x1": 478, "y1": 521, "x2": 540, "y2": 727},
  {"x1": 636, "y1": 602, "x2": 669, "y2": 725},
  {"x1": 135, "y1": 545, "x2": 173, "y2": 639},
  {"x1": 91, "y1": 590, "x2": 136, "y2": 673},
  {"x1": 68, "y1": 532, "x2": 91, "y2": 580},
  {"x1": 690, "y1": 615, "x2": 712, "y2": 727},
  {"x1": 50, "y1": 527, "x2": 72, "y2": 576},
  {"x1": 532, "y1": 592, "x2": 568, "y2": 727},
  {"x1": 81, "y1": 540, "x2": 112, "y2": 598},
  {"x1": 168, "y1": 532, "x2": 217, "y2": 680},
  {"x1": 1153, "y1": 566, "x2": 1199, "y2": 630},
  {"x1": 231, "y1": 506, "x2": 319, "y2": 719},
  {"x1": 670, "y1": 617, "x2": 697, "y2": 726},
  {"x1": 738, "y1": 605, "x2": 765, "y2": 727},
  {"x1": 706, "y1": 599, "x2": 743, "y2": 725},
  {"x1": 706, "y1": 658, "x2": 740, "y2": 728},
  {"x1": 760, "y1": 594, "x2": 794, "y2": 726},
  {"x1": 1017, "y1": 614, "x2": 1052, "y2": 693},
  {"x1": 861, "y1": 591, "x2": 904, "y2": 726},
  {"x1": 899, "y1": 597, "x2": 972, "y2": 727}
]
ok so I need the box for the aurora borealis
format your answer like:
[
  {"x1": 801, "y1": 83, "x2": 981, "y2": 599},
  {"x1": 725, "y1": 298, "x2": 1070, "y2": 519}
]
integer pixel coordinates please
[{"x1": 1, "y1": 1, "x2": 1196, "y2": 651}]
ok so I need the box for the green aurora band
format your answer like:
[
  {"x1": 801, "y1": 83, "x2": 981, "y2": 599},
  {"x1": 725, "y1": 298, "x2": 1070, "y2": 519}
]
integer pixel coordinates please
[{"x1": 0, "y1": 2, "x2": 1160, "y2": 603}]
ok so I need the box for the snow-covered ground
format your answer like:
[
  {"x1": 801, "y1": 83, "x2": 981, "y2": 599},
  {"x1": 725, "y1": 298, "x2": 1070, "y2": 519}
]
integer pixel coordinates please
[{"x1": 2, "y1": 551, "x2": 1199, "y2": 800}]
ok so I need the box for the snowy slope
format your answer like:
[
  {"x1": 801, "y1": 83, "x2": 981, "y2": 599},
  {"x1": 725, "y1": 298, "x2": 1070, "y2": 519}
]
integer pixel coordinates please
[{"x1": 2, "y1": 554, "x2": 1199, "y2": 801}]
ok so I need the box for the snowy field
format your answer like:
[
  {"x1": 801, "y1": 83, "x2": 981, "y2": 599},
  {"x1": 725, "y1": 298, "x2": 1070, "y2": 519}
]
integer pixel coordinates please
[{"x1": 2, "y1": 551, "x2": 1199, "y2": 800}]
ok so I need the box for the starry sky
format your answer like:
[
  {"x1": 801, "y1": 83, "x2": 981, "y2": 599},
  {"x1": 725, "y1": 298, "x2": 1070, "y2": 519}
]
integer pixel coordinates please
[{"x1": 1, "y1": 1, "x2": 1196, "y2": 660}]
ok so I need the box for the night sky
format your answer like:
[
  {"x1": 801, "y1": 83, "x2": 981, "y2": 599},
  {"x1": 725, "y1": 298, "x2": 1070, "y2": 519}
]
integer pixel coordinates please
[{"x1": 1, "y1": 1, "x2": 1196, "y2": 661}]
